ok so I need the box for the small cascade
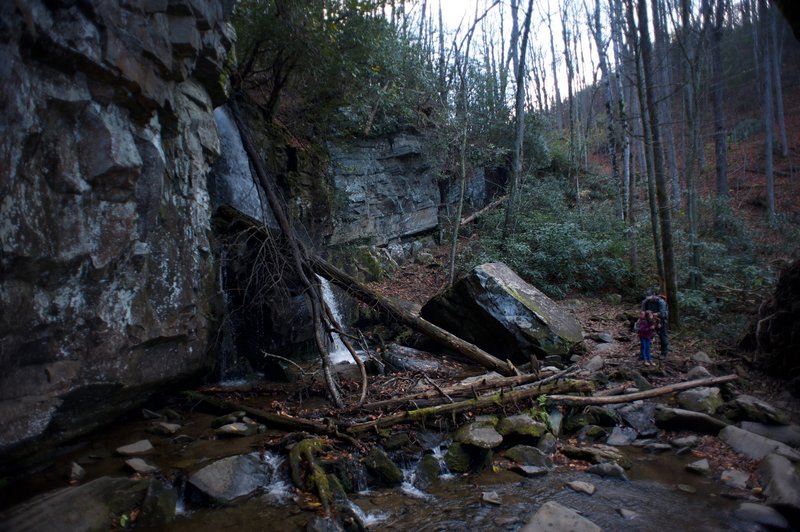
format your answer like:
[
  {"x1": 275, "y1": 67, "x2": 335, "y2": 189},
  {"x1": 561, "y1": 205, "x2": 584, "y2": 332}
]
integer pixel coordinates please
[
  {"x1": 318, "y1": 276, "x2": 353, "y2": 364},
  {"x1": 399, "y1": 457, "x2": 433, "y2": 500},
  {"x1": 344, "y1": 500, "x2": 390, "y2": 527},
  {"x1": 432, "y1": 444, "x2": 454, "y2": 480},
  {"x1": 174, "y1": 476, "x2": 188, "y2": 516},
  {"x1": 259, "y1": 451, "x2": 292, "y2": 504}
]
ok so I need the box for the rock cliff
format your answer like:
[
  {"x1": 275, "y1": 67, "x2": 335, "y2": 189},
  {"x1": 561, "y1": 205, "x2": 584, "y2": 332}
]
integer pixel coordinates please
[{"x1": 0, "y1": 0, "x2": 235, "y2": 459}]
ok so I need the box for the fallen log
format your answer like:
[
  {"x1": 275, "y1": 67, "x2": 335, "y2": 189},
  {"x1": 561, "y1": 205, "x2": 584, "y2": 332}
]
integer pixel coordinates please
[
  {"x1": 355, "y1": 365, "x2": 579, "y2": 412},
  {"x1": 343, "y1": 378, "x2": 593, "y2": 434},
  {"x1": 311, "y1": 257, "x2": 514, "y2": 376},
  {"x1": 460, "y1": 196, "x2": 506, "y2": 226},
  {"x1": 185, "y1": 391, "x2": 329, "y2": 432},
  {"x1": 546, "y1": 374, "x2": 739, "y2": 406}
]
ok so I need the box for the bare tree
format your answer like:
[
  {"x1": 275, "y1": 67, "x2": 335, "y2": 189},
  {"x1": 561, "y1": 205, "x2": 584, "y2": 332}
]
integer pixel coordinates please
[
  {"x1": 589, "y1": 0, "x2": 621, "y2": 218},
  {"x1": 769, "y1": 4, "x2": 789, "y2": 159},
  {"x1": 711, "y1": 0, "x2": 729, "y2": 199},
  {"x1": 545, "y1": 4, "x2": 564, "y2": 131},
  {"x1": 625, "y1": 0, "x2": 663, "y2": 282},
  {"x1": 759, "y1": 0, "x2": 776, "y2": 222},
  {"x1": 638, "y1": 0, "x2": 680, "y2": 325},
  {"x1": 503, "y1": 0, "x2": 536, "y2": 240}
]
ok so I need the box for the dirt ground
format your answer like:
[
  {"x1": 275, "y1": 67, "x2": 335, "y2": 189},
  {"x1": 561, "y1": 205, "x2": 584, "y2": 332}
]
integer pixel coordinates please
[{"x1": 357, "y1": 244, "x2": 799, "y2": 481}]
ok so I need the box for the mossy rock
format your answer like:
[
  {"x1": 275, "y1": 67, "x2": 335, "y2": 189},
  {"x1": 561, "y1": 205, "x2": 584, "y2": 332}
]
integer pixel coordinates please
[
  {"x1": 444, "y1": 442, "x2": 472, "y2": 473},
  {"x1": 537, "y1": 433, "x2": 558, "y2": 455},
  {"x1": 383, "y1": 432, "x2": 411, "y2": 450},
  {"x1": 578, "y1": 424, "x2": 608, "y2": 442},
  {"x1": 504, "y1": 445, "x2": 553, "y2": 468},
  {"x1": 496, "y1": 414, "x2": 547, "y2": 440},
  {"x1": 414, "y1": 454, "x2": 441, "y2": 489},
  {"x1": 583, "y1": 406, "x2": 621, "y2": 427},
  {"x1": 363, "y1": 448, "x2": 403, "y2": 487}
]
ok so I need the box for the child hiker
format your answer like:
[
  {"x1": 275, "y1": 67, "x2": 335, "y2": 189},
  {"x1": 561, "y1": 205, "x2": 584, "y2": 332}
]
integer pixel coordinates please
[{"x1": 638, "y1": 310, "x2": 657, "y2": 366}]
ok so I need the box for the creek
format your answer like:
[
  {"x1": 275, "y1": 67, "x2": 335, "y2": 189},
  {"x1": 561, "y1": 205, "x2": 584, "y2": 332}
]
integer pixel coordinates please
[{"x1": 0, "y1": 395, "x2": 755, "y2": 532}]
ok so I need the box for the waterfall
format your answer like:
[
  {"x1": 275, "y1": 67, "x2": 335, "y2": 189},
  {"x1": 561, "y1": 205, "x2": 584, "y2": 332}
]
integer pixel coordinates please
[
  {"x1": 318, "y1": 276, "x2": 353, "y2": 364},
  {"x1": 217, "y1": 248, "x2": 242, "y2": 384},
  {"x1": 212, "y1": 107, "x2": 268, "y2": 223}
]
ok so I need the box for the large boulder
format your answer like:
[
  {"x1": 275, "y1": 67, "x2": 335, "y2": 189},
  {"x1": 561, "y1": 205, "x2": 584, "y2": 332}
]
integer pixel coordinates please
[
  {"x1": 420, "y1": 263, "x2": 584, "y2": 363},
  {"x1": 188, "y1": 453, "x2": 280, "y2": 503},
  {"x1": 0, "y1": 477, "x2": 174, "y2": 531},
  {"x1": 521, "y1": 501, "x2": 602, "y2": 532}
]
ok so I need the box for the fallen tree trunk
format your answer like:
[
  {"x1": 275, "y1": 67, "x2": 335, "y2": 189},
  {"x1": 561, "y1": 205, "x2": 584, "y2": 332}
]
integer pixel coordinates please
[
  {"x1": 546, "y1": 374, "x2": 739, "y2": 406},
  {"x1": 311, "y1": 257, "x2": 514, "y2": 376},
  {"x1": 185, "y1": 391, "x2": 329, "y2": 432},
  {"x1": 344, "y1": 378, "x2": 593, "y2": 434},
  {"x1": 460, "y1": 195, "x2": 506, "y2": 226},
  {"x1": 356, "y1": 365, "x2": 579, "y2": 412},
  {"x1": 229, "y1": 101, "x2": 354, "y2": 408}
]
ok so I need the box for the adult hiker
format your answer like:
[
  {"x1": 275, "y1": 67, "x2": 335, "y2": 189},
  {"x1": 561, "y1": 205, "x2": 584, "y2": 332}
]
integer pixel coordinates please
[{"x1": 642, "y1": 288, "x2": 669, "y2": 360}]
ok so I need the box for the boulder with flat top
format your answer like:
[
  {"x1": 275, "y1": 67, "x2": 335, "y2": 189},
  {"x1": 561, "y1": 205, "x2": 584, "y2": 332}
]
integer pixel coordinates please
[{"x1": 420, "y1": 263, "x2": 583, "y2": 363}]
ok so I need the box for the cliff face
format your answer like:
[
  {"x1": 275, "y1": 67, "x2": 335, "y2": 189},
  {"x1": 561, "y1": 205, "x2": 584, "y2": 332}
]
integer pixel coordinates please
[
  {"x1": 0, "y1": 1, "x2": 492, "y2": 460},
  {"x1": 0, "y1": 0, "x2": 234, "y2": 456}
]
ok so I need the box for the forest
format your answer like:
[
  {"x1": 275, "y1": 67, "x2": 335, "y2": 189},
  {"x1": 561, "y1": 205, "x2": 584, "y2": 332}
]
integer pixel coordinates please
[
  {"x1": 1, "y1": 0, "x2": 799, "y2": 530},
  {"x1": 230, "y1": 0, "x2": 799, "y2": 350}
]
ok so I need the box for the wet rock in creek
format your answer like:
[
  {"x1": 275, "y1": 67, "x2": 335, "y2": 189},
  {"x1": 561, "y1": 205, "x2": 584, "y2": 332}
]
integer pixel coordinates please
[
  {"x1": 654, "y1": 405, "x2": 729, "y2": 434},
  {"x1": 504, "y1": 445, "x2": 553, "y2": 468},
  {"x1": 734, "y1": 502, "x2": 790, "y2": 530},
  {"x1": 739, "y1": 421, "x2": 800, "y2": 447},
  {"x1": 454, "y1": 421, "x2": 503, "y2": 449},
  {"x1": 116, "y1": 439, "x2": 154, "y2": 456},
  {"x1": 686, "y1": 459, "x2": 710, "y2": 475},
  {"x1": 215, "y1": 422, "x2": 257, "y2": 437},
  {"x1": 125, "y1": 458, "x2": 159, "y2": 475},
  {"x1": 414, "y1": 454, "x2": 441, "y2": 489},
  {"x1": 520, "y1": 501, "x2": 602, "y2": 532},
  {"x1": 586, "y1": 462, "x2": 629, "y2": 481},
  {"x1": 719, "y1": 425, "x2": 800, "y2": 462},
  {"x1": 730, "y1": 395, "x2": 791, "y2": 425},
  {"x1": 363, "y1": 448, "x2": 403, "y2": 487},
  {"x1": 566, "y1": 480, "x2": 596, "y2": 495},
  {"x1": 560, "y1": 444, "x2": 631, "y2": 469},
  {"x1": 676, "y1": 387, "x2": 723, "y2": 415},
  {"x1": 188, "y1": 453, "x2": 273, "y2": 503},
  {"x1": 496, "y1": 414, "x2": 547, "y2": 441}
]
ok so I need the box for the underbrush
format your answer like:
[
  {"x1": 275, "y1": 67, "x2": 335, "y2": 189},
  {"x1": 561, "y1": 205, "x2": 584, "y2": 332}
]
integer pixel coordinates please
[{"x1": 462, "y1": 173, "x2": 792, "y2": 342}]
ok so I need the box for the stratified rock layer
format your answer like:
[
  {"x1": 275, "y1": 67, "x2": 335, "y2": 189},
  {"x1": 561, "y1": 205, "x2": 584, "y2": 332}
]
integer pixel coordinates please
[{"x1": 0, "y1": 0, "x2": 234, "y2": 459}]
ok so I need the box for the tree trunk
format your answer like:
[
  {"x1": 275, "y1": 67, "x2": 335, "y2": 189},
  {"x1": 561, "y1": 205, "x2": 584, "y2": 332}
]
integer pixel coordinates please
[
  {"x1": 591, "y1": 0, "x2": 620, "y2": 219},
  {"x1": 344, "y1": 379, "x2": 593, "y2": 434},
  {"x1": 547, "y1": 7, "x2": 564, "y2": 131},
  {"x1": 760, "y1": 0, "x2": 776, "y2": 222},
  {"x1": 503, "y1": 0, "x2": 534, "y2": 240},
  {"x1": 626, "y1": 0, "x2": 664, "y2": 283},
  {"x1": 712, "y1": 0, "x2": 729, "y2": 198},
  {"x1": 310, "y1": 257, "x2": 515, "y2": 376},
  {"x1": 547, "y1": 374, "x2": 739, "y2": 406},
  {"x1": 228, "y1": 101, "x2": 346, "y2": 407},
  {"x1": 638, "y1": 0, "x2": 680, "y2": 326},
  {"x1": 769, "y1": 5, "x2": 788, "y2": 159}
]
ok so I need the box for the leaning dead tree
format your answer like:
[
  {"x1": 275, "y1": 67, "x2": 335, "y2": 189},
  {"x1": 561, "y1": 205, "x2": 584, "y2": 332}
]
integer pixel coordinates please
[
  {"x1": 228, "y1": 100, "x2": 366, "y2": 408},
  {"x1": 311, "y1": 256, "x2": 516, "y2": 376}
]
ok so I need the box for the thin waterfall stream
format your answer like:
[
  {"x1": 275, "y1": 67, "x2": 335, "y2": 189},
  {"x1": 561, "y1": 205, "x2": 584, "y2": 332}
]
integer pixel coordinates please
[{"x1": 319, "y1": 275, "x2": 355, "y2": 365}]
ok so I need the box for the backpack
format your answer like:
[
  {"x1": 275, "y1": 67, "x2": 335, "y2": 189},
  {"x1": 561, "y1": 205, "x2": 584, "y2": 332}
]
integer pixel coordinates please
[{"x1": 643, "y1": 296, "x2": 661, "y2": 314}]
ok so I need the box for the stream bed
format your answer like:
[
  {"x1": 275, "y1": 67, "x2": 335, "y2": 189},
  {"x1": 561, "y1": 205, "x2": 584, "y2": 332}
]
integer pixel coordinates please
[{"x1": 0, "y1": 394, "x2": 757, "y2": 532}]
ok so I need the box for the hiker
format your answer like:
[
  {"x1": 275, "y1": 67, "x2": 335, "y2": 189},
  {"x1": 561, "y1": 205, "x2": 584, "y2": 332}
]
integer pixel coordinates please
[
  {"x1": 637, "y1": 310, "x2": 656, "y2": 366},
  {"x1": 642, "y1": 288, "x2": 668, "y2": 359}
]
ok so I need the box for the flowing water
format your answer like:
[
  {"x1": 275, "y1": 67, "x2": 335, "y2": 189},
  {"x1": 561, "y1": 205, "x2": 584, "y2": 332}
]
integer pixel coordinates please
[
  {"x1": 0, "y1": 398, "x2": 755, "y2": 532},
  {"x1": 319, "y1": 275, "x2": 357, "y2": 365}
]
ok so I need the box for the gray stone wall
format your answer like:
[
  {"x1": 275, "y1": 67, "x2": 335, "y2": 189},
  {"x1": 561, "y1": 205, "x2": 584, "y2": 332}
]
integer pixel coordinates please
[
  {"x1": 0, "y1": 0, "x2": 234, "y2": 455},
  {"x1": 327, "y1": 132, "x2": 486, "y2": 247}
]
